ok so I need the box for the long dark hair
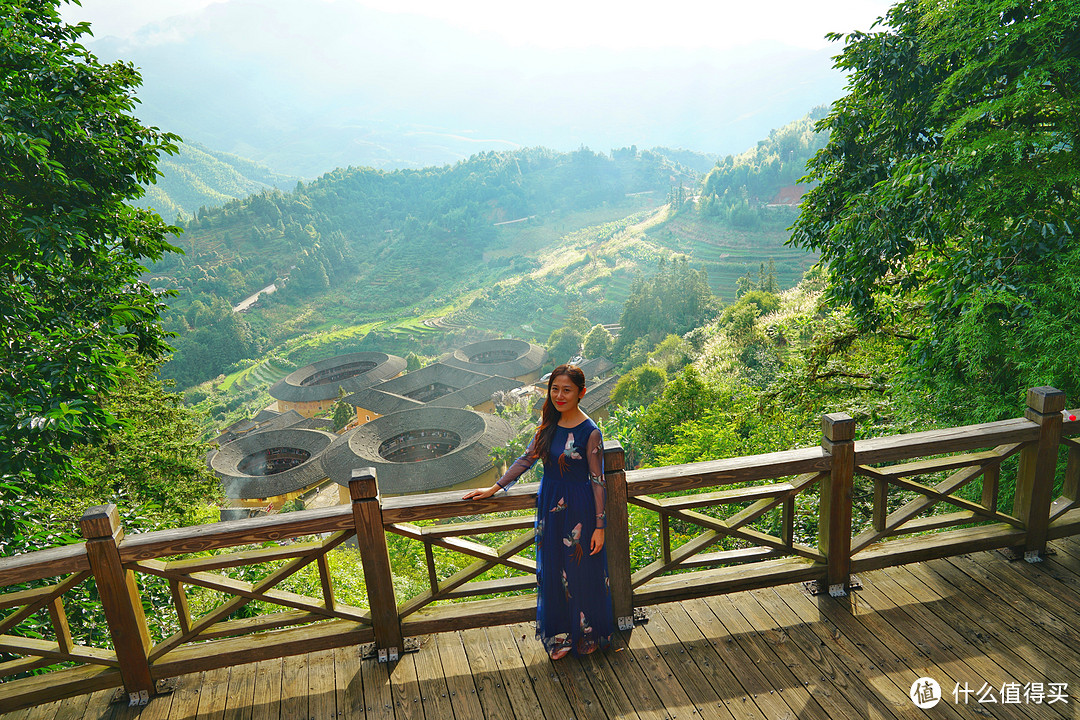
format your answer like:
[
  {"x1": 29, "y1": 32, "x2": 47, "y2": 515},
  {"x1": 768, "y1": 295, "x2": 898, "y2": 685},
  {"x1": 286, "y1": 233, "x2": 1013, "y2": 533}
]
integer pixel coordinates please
[{"x1": 528, "y1": 364, "x2": 586, "y2": 467}]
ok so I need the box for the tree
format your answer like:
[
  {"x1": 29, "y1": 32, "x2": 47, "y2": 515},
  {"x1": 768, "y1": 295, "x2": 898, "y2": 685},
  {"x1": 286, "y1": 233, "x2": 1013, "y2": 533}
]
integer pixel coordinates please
[
  {"x1": 332, "y1": 401, "x2": 353, "y2": 432},
  {"x1": 790, "y1": 0, "x2": 1080, "y2": 407},
  {"x1": 617, "y1": 258, "x2": 713, "y2": 353},
  {"x1": 1, "y1": 2, "x2": 180, "y2": 484},
  {"x1": 67, "y1": 361, "x2": 222, "y2": 530},
  {"x1": 610, "y1": 365, "x2": 667, "y2": 408},
  {"x1": 582, "y1": 324, "x2": 614, "y2": 360},
  {"x1": 546, "y1": 327, "x2": 583, "y2": 364}
]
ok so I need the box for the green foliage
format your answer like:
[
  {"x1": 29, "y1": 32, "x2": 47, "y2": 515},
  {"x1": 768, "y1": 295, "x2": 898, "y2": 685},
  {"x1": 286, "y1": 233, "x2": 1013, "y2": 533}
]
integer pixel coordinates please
[
  {"x1": 332, "y1": 401, "x2": 353, "y2": 431},
  {"x1": 546, "y1": 327, "x2": 583, "y2": 365},
  {"x1": 139, "y1": 141, "x2": 298, "y2": 220},
  {"x1": 582, "y1": 324, "x2": 615, "y2": 360},
  {"x1": 156, "y1": 147, "x2": 687, "y2": 387},
  {"x1": 698, "y1": 108, "x2": 829, "y2": 227},
  {"x1": 611, "y1": 365, "x2": 667, "y2": 408},
  {"x1": 67, "y1": 361, "x2": 222, "y2": 525},
  {"x1": 715, "y1": 290, "x2": 781, "y2": 347},
  {"x1": 489, "y1": 391, "x2": 543, "y2": 485},
  {"x1": 636, "y1": 367, "x2": 722, "y2": 450},
  {"x1": 791, "y1": 0, "x2": 1080, "y2": 415},
  {"x1": 617, "y1": 257, "x2": 714, "y2": 355},
  {"x1": 645, "y1": 335, "x2": 692, "y2": 375},
  {"x1": 1, "y1": 1, "x2": 180, "y2": 489}
]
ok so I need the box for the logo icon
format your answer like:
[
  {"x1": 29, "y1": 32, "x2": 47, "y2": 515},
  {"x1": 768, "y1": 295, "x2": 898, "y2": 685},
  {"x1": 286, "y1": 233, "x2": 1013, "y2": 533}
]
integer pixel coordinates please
[{"x1": 910, "y1": 677, "x2": 941, "y2": 708}]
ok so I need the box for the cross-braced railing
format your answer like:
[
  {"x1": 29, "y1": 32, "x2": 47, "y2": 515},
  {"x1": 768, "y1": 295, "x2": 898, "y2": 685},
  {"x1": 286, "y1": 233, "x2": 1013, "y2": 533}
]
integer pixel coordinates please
[{"x1": 2, "y1": 386, "x2": 1080, "y2": 714}]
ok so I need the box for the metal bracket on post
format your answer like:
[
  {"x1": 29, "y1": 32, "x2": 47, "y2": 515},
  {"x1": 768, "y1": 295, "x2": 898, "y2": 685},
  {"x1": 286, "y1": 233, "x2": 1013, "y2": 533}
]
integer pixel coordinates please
[
  {"x1": 804, "y1": 575, "x2": 861, "y2": 597},
  {"x1": 361, "y1": 636, "x2": 419, "y2": 662}
]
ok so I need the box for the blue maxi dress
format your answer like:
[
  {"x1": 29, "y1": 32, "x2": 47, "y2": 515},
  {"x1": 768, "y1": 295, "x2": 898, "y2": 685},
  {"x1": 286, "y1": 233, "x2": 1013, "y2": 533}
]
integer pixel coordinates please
[{"x1": 496, "y1": 418, "x2": 614, "y2": 655}]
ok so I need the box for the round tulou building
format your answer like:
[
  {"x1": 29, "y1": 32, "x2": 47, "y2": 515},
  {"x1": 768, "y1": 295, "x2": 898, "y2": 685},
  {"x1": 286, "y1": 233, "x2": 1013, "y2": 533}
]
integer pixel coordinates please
[
  {"x1": 439, "y1": 338, "x2": 546, "y2": 383},
  {"x1": 269, "y1": 352, "x2": 406, "y2": 418},
  {"x1": 208, "y1": 427, "x2": 338, "y2": 509},
  {"x1": 322, "y1": 407, "x2": 515, "y2": 496}
]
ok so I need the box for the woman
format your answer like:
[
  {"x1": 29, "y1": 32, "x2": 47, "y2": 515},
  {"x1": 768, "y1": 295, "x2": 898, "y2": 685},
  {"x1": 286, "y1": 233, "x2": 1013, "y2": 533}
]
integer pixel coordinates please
[{"x1": 464, "y1": 364, "x2": 613, "y2": 659}]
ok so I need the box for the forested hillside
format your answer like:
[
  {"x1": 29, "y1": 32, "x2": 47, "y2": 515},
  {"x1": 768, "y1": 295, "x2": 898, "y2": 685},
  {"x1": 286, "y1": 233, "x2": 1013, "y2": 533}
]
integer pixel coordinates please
[
  {"x1": 154, "y1": 146, "x2": 699, "y2": 387},
  {"x1": 138, "y1": 141, "x2": 298, "y2": 220},
  {"x1": 155, "y1": 111, "x2": 834, "y2": 391},
  {"x1": 698, "y1": 107, "x2": 828, "y2": 228}
]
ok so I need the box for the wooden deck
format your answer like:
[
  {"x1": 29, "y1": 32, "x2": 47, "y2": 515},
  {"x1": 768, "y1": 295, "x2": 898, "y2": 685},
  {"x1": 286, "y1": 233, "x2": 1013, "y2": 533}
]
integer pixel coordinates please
[{"x1": 9, "y1": 535, "x2": 1080, "y2": 720}]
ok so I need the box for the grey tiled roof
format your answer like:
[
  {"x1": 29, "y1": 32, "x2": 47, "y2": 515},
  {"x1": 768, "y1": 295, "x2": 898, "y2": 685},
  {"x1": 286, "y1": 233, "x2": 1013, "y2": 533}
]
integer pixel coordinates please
[
  {"x1": 427, "y1": 374, "x2": 524, "y2": 410},
  {"x1": 440, "y1": 339, "x2": 546, "y2": 379},
  {"x1": 295, "y1": 417, "x2": 335, "y2": 431},
  {"x1": 343, "y1": 363, "x2": 522, "y2": 416},
  {"x1": 321, "y1": 407, "x2": 514, "y2": 495},
  {"x1": 343, "y1": 388, "x2": 425, "y2": 416},
  {"x1": 212, "y1": 409, "x2": 308, "y2": 447},
  {"x1": 580, "y1": 375, "x2": 618, "y2": 414},
  {"x1": 208, "y1": 427, "x2": 338, "y2": 500},
  {"x1": 269, "y1": 352, "x2": 406, "y2": 403},
  {"x1": 576, "y1": 357, "x2": 616, "y2": 380}
]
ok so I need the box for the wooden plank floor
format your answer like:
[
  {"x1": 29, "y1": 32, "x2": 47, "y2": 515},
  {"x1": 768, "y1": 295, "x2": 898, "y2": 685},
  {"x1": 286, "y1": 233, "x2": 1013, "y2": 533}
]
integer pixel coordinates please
[{"x1": 8, "y1": 536, "x2": 1080, "y2": 719}]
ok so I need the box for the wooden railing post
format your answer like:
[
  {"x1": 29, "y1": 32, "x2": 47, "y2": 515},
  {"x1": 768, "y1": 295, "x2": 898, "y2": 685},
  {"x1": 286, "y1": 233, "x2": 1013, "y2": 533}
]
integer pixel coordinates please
[
  {"x1": 1013, "y1": 386, "x2": 1065, "y2": 560},
  {"x1": 80, "y1": 505, "x2": 154, "y2": 705},
  {"x1": 349, "y1": 467, "x2": 403, "y2": 661},
  {"x1": 820, "y1": 413, "x2": 855, "y2": 596},
  {"x1": 603, "y1": 440, "x2": 633, "y2": 630}
]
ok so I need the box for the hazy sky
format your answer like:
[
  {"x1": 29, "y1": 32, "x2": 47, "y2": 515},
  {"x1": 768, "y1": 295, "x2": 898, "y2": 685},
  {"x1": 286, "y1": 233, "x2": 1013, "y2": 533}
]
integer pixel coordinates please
[
  {"x1": 57, "y1": 0, "x2": 899, "y2": 175},
  {"x1": 64, "y1": 0, "x2": 894, "y2": 51}
]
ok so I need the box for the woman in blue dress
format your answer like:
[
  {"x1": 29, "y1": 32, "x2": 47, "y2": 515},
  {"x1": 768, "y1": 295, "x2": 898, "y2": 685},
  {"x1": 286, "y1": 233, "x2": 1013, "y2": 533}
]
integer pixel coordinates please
[{"x1": 464, "y1": 364, "x2": 613, "y2": 660}]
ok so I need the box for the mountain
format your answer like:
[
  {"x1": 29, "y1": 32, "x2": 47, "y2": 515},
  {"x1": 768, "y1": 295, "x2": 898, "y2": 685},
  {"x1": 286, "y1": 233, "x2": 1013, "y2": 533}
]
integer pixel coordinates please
[
  {"x1": 88, "y1": 0, "x2": 847, "y2": 179},
  {"x1": 140, "y1": 141, "x2": 299, "y2": 220},
  {"x1": 153, "y1": 146, "x2": 698, "y2": 387}
]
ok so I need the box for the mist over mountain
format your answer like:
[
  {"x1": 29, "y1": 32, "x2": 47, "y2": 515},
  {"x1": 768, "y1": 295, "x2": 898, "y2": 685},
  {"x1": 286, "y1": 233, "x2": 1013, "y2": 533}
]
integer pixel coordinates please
[{"x1": 88, "y1": 0, "x2": 847, "y2": 179}]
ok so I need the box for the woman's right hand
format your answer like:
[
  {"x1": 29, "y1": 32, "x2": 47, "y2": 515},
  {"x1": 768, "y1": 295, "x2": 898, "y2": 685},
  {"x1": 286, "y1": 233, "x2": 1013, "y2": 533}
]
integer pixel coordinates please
[{"x1": 463, "y1": 484, "x2": 500, "y2": 500}]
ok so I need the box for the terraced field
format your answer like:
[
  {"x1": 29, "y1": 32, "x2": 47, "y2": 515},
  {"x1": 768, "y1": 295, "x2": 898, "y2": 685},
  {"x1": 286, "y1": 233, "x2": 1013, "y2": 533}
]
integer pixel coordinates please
[
  {"x1": 645, "y1": 214, "x2": 817, "y2": 299},
  {"x1": 228, "y1": 359, "x2": 289, "y2": 391}
]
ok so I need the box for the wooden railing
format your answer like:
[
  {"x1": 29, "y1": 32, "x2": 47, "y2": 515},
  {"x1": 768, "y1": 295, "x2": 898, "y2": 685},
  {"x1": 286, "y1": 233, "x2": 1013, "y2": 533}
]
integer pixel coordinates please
[{"x1": 1, "y1": 386, "x2": 1078, "y2": 712}]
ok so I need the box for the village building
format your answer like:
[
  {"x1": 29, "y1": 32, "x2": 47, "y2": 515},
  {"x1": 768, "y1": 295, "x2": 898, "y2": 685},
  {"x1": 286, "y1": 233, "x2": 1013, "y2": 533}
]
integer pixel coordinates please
[
  {"x1": 767, "y1": 184, "x2": 810, "y2": 206},
  {"x1": 211, "y1": 408, "x2": 333, "y2": 446},
  {"x1": 579, "y1": 374, "x2": 619, "y2": 423},
  {"x1": 321, "y1": 406, "x2": 515, "y2": 496},
  {"x1": 268, "y1": 351, "x2": 406, "y2": 417},
  {"x1": 208, "y1": 339, "x2": 620, "y2": 514},
  {"x1": 343, "y1": 362, "x2": 524, "y2": 424},
  {"x1": 207, "y1": 425, "x2": 338, "y2": 512},
  {"x1": 439, "y1": 338, "x2": 546, "y2": 382}
]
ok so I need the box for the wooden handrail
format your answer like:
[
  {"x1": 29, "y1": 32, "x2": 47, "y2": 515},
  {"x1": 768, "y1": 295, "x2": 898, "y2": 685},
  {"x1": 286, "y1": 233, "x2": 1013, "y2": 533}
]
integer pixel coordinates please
[
  {"x1": 2, "y1": 386, "x2": 1079, "y2": 714},
  {"x1": 118, "y1": 505, "x2": 355, "y2": 562},
  {"x1": 624, "y1": 446, "x2": 827, "y2": 494},
  {"x1": 0, "y1": 543, "x2": 88, "y2": 587},
  {"x1": 854, "y1": 416, "x2": 1040, "y2": 465}
]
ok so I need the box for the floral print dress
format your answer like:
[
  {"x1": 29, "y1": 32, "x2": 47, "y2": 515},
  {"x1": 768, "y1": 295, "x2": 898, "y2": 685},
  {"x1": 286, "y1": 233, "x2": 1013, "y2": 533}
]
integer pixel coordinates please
[{"x1": 496, "y1": 418, "x2": 614, "y2": 655}]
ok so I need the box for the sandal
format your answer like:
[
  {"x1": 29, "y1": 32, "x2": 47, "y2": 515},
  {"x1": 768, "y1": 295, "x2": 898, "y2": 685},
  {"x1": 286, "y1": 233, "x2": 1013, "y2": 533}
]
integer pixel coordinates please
[{"x1": 549, "y1": 638, "x2": 572, "y2": 660}]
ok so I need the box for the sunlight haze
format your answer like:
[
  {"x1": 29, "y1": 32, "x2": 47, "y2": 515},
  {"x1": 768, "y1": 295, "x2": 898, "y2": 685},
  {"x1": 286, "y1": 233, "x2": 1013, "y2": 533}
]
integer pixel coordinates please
[
  {"x1": 66, "y1": 0, "x2": 892, "y2": 50},
  {"x1": 58, "y1": 0, "x2": 896, "y2": 178}
]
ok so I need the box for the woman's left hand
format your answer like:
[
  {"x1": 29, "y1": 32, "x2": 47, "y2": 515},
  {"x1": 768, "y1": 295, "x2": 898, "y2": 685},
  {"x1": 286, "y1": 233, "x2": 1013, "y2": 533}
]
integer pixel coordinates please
[{"x1": 589, "y1": 528, "x2": 605, "y2": 555}]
